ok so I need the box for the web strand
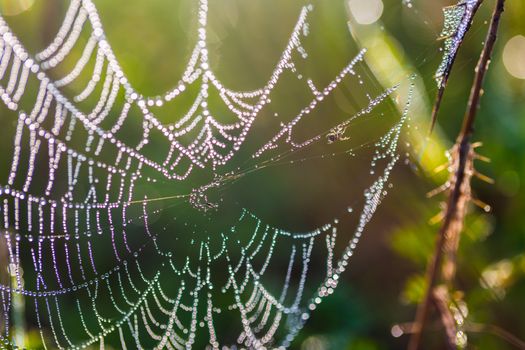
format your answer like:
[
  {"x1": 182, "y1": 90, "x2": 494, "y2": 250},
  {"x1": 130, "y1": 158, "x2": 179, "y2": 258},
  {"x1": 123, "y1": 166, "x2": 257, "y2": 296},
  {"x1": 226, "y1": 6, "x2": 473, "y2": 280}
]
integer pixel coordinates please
[{"x1": 0, "y1": 1, "x2": 414, "y2": 348}]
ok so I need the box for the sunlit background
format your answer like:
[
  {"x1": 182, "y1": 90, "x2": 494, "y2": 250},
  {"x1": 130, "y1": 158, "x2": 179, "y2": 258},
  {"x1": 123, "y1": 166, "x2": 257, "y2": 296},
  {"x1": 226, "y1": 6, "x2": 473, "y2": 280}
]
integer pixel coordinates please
[{"x1": 0, "y1": 0, "x2": 524, "y2": 349}]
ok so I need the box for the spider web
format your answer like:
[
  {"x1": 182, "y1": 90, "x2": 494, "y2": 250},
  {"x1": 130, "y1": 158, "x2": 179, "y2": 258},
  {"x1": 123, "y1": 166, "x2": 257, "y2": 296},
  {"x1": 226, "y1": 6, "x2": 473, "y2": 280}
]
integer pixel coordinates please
[{"x1": 0, "y1": 0, "x2": 417, "y2": 349}]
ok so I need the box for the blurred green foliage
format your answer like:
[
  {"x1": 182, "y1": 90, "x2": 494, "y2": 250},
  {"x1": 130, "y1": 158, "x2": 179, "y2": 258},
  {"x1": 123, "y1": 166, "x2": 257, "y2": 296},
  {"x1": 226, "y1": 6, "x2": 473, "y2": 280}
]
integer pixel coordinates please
[{"x1": 0, "y1": 0, "x2": 524, "y2": 349}]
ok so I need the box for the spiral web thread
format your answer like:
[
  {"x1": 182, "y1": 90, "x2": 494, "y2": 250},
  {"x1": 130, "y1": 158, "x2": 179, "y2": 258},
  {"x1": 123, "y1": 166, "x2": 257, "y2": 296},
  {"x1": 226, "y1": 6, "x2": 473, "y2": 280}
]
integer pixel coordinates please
[{"x1": 0, "y1": 0, "x2": 413, "y2": 349}]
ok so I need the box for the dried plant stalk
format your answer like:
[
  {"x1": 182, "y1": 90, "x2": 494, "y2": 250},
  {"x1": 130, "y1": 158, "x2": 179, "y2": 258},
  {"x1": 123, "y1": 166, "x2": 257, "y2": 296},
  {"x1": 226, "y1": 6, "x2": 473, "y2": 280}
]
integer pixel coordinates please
[
  {"x1": 440, "y1": 143, "x2": 485, "y2": 284},
  {"x1": 432, "y1": 286, "x2": 459, "y2": 350},
  {"x1": 408, "y1": 0, "x2": 506, "y2": 349}
]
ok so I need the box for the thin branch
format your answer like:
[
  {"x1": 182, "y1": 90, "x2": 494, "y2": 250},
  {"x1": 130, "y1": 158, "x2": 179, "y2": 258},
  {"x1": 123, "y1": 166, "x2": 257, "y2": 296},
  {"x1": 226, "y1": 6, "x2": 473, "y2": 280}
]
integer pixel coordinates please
[
  {"x1": 397, "y1": 322, "x2": 525, "y2": 349},
  {"x1": 466, "y1": 323, "x2": 525, "y2": 349},
  {"x1": 407, "y1": 0, "x2": 506, "y2": 349},
  {"x1": 429, "y1": 0, "x2": 483, "y2": 135},
  {"x1": 432, "y1": 287, "x2": 458, "y2": 350},
  {"x1": 460, "y1": 1, "x2": 505, "y2": 139},
  {"x1": 429, "y1": 87, "x2": 445, "y2": 135}
]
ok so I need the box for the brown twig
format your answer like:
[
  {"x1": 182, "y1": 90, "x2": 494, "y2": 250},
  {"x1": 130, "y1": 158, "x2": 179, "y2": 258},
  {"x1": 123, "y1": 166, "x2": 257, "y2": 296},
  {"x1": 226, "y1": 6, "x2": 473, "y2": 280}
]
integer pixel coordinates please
[
  {"x1": 432, "y1": 286, "x2": 459, "y2": 350},
  {"x1": 407, "y1": 0, "x2": 506, "y2": 349},
  {"x1": 397, "y1": 322, "x2": 525, "y2": 349},
  {"x1": 466, "y1": 323, "x2": 525, "y2": 349}
]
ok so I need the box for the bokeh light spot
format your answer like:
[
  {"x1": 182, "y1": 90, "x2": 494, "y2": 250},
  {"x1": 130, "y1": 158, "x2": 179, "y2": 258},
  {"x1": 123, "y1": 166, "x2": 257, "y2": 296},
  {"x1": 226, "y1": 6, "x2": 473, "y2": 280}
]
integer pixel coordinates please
[
  {"x1": 301, "y1": 335, "x2": 328, "y2": 350},
  {"x1": 503, "y1": 35, "x2": 525, "y2": 79},
  {"x1": 0, "y1": 0, "x2": 35, "y2": 16},
  {"x1": 348, "y1": 0, "x2": 384, "y2": 25}
]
